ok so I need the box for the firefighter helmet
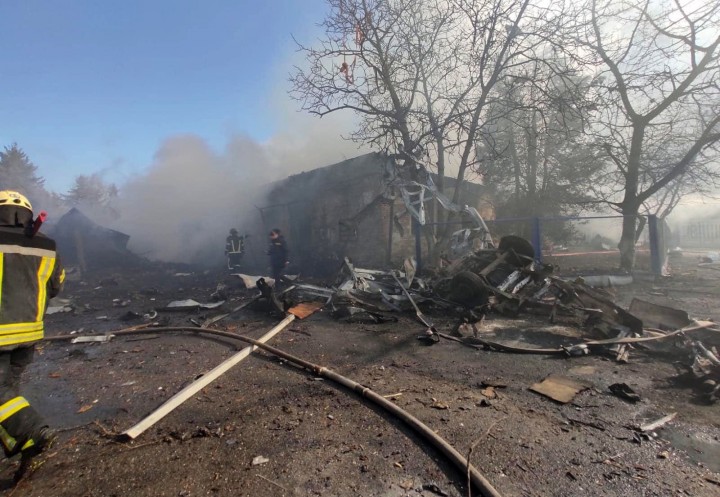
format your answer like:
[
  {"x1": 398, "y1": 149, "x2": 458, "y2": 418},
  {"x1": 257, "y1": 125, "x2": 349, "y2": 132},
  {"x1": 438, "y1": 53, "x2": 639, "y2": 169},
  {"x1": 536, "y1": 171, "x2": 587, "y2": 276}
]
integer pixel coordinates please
[{"x1": 0, "y1": 190, "x2": 33, "y2": 226}]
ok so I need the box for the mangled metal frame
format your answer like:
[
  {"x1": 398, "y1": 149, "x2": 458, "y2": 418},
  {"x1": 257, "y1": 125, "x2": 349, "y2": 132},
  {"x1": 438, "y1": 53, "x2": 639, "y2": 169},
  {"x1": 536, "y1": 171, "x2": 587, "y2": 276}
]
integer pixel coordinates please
[
  {"x1": 250, "y1": 155, "x2": 720, "y2": 401},
  {"x1": 386, "y1": 160, "x2": 657, "y2": 352},
  {"x1": 254, "y1": 238, "x2": 719, "y2": 401},
  {"x1": 332, "y1": 257, "x2": 435, "y2": 313},
  {"x1": 395, "y1": 173, "x2": 495, "y2": 253}
]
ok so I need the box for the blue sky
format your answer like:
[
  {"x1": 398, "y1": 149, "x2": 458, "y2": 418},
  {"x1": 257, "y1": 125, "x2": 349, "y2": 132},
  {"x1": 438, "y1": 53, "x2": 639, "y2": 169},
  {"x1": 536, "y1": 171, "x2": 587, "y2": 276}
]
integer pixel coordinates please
[{"x1": 0, "y1": 0, "x2": 329, "y2": 192}]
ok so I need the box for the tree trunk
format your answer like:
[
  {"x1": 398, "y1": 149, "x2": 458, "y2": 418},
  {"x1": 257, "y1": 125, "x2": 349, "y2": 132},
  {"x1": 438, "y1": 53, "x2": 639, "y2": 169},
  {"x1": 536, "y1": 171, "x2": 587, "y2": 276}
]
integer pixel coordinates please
[
  {"x1": 508, "y1": 125, "x2": 522, "y2": 210},
  {"x1": 618, "y1": 207, "x2": 638, "y2": 272},
  {"x1": 634, "y1": 216, "x2": 647, "y2": 244},
  {"x1": 526, "y1": 112, "x2": 538, "y2": 201},
  {"x1": 618, "y1": 122, "x2": 646, "y2": 272},
  {"x1": 433, "y1": 144, "x2": 447, "y2": 260}
]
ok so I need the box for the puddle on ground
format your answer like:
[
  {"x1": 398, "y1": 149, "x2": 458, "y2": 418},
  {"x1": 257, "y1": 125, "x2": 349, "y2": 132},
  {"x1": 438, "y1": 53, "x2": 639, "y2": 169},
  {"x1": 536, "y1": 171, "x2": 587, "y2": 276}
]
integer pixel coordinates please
[{"x1": 662, "y1": 426, "x2": 720, "y2": 473}]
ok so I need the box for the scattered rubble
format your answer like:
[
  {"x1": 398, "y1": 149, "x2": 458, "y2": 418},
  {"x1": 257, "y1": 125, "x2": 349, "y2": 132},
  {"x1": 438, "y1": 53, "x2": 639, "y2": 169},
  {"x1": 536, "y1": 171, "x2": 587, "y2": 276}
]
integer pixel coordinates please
[
  {"x1": 639, "y1": 413, "x2": 678, "y2": 433},
  {"x1": 251, "y1": 456, "x2": 270, "y2": 466},
  {"x1": 163, "y1": 299, "x2": 225, "y2": 311},
  {"x1": 28, "y1": 244, "x2": 720, "y2": 497},
  {"x1": 224, "y1": 231, "x2": 719, "y2": 402},
  {"x1": 32, "y1": 204, "x2": 720, "y2": 496},
  {"x1": 608, "y1": 383, "x2": 642, "y2": 403},
  {"x1": 46, "y1": 305, "x2": 73, "y2": 315},
  {"x1": 51, "y1": 227, "x2": 720, "y2": 407}
]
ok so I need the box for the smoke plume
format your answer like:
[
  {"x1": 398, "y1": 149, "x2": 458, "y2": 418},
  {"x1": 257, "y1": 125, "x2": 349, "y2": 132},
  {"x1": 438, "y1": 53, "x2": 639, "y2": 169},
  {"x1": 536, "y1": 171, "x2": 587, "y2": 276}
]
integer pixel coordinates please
[{"x1": 111, "y1": 111, "x2": 368, "y2": 266}]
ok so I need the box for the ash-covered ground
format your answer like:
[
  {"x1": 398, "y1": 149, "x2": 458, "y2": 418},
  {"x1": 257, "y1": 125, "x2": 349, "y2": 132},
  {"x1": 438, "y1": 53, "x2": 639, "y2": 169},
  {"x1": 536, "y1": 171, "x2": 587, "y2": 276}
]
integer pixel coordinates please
[{"x1": 2, "y1": 256, "x2": 719, "y2": 497}]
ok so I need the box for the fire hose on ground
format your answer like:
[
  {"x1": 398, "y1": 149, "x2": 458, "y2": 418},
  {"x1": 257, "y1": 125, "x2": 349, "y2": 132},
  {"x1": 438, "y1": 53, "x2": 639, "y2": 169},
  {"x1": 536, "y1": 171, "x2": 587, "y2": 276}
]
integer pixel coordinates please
[{"x1": 44, "y1": 326, "x2": 503, "y2": 497}]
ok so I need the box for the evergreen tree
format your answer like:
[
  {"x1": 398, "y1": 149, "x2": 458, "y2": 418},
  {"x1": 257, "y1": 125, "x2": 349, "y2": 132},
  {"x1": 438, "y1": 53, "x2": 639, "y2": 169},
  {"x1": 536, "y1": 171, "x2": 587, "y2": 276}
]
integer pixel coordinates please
[
  {"x1": 64, "y1": 174, "x2": 119, "y2": 220},
  {"x1": 0, "y1": 143, "x2": 46, "y2": 193},
  {"x1": 0, "y1": 143, "x2": 55, "y2": 211}
]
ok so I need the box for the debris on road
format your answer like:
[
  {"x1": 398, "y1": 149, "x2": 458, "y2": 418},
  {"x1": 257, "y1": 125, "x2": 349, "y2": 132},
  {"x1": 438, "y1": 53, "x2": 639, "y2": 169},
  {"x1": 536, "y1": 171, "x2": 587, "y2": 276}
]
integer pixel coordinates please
[
  {"x1": 22, "y1": 145, "x2": 720, "y2": 497},
  {"x1": 530, "y1": 375, "x2": 589, "y2": 404},
  {"x1": 430, "y1": 399, "x2": 450, "y2": 410},
  {"x1": 163, "y1": 299, "x2": 225, "y2": 311},
  {"x1": 46, "y1": 304, "x2": 74, "y2": 315},
  {"x1": 609, "y1": 383, "x2": 642, "y2": 403},
  {"x1": 199, "y1": 228, "x2": 720, "y2": 402},
  {"x1": 639, "y1": 412, "x2": 678, "y2": 433},
  {"x1": 422, "y1": 483, "x2": 450, "y2": 497},
  {"x1": 70, "y1": 334, "x2": 115, "y2": 344},
  {"x1": 77, "y1": 402, "x2": 96, "y2": 414}
]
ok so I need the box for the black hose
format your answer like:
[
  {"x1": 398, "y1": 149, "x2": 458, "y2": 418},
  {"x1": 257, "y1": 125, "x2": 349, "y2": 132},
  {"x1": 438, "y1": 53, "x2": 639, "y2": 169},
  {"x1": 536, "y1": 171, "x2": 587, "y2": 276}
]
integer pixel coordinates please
[{"x1": 44, "y1": 326, "x2": 503, "y2": 497}]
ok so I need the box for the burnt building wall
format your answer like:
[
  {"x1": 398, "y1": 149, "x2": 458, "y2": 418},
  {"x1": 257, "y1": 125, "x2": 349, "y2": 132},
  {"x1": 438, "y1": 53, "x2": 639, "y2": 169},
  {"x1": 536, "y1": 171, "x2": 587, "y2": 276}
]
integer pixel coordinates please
[
  {"x1": 51, "y1": 207, "x2": 141, "y2": 271},
  {"x1": 259, "y1": 153, "x2": 488, "y2": 273}
]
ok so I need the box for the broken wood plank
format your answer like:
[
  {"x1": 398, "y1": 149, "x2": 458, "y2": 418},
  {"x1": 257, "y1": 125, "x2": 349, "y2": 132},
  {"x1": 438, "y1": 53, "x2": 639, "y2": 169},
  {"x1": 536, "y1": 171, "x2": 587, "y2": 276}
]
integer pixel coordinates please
[
  {"x1": 121, "y1": 313, "x2": 296, "y2": 440},
  {"x1": 640, "y1": 412, "x2": 677, "y2": 432},
  {"x1": 286, "y1": 301, "x2": 324, "y2": 320},
  {"x1": 530, "y1": 375, "x2": 589, "y2": 404},
  {"x1": 615, "y1": 344, "x2": 630, "y2": 363},
  {"x1": 629, "y1": 299, "x2": 691, "y2": 331}
]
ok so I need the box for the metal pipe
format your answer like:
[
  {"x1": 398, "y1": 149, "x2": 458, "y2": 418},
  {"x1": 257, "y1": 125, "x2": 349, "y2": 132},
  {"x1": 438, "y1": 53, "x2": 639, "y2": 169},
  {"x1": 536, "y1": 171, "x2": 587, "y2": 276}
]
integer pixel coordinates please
[
  {"x1": 44, "y1": 327, "x2": 502, "y2": 497},
  {"x1": 413, "y1": 217, "x2": 423, "y2": 273},
  {"x1": 387, "y1": 198, "x2": 395, "y2": 264}
]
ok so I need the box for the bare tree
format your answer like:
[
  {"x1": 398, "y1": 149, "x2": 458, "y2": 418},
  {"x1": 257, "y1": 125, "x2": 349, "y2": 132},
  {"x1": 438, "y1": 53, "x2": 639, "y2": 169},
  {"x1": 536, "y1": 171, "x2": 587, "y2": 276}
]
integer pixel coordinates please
[
  {"x1": 291, "y1": 0, "x2": 435, "y2": 167},
  {"x1": 559, "y1": 0, "x2": 720, "y2": 270},
  {"x1": 479, "y1": 63, "x2": 605, "y2": 223},
  {"x1": 290, "y1": 0, "x2": 560, "y2": 247}
]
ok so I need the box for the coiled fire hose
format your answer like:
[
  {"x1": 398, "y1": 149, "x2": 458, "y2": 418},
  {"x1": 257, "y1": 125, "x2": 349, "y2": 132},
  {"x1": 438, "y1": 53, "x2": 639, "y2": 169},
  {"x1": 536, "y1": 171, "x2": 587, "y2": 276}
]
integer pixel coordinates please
[{"x1": 45, "y1": 326, "x2": 503, "y2": 497}]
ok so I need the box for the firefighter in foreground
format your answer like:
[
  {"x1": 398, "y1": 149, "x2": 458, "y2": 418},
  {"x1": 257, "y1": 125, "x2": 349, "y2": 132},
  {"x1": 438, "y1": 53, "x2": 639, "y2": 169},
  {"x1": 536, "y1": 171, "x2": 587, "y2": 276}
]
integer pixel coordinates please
[{"x1": 0, "y1": 190, "x2": 65, "y2": 481}]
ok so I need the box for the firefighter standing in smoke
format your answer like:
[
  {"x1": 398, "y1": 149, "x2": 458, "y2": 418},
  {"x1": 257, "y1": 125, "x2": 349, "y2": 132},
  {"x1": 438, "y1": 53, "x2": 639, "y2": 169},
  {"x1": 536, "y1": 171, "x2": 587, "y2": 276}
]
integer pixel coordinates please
[
  {"x1": 225, "y1": 228, "x2": 244, "y2": 270},
  {"x1": 0, "y1": 191, "x2": 65, "y2": 481},
  {"x1": 267, "y1": 228, "x2": 289, "y2": 285}
]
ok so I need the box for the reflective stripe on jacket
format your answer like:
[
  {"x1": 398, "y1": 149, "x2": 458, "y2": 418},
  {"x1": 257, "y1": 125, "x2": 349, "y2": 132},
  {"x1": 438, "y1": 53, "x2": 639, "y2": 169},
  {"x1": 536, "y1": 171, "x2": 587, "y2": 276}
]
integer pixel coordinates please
[
  {"x1": 226, "y1": 235, "x2": 244, "y2": 254},
  {"x1": 0, "y1": 227, "x2": 65, "y2": 348}
]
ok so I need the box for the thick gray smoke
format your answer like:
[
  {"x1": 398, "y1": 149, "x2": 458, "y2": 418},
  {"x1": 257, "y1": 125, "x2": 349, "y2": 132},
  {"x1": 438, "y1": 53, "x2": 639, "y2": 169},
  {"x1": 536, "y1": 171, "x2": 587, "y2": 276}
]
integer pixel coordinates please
[{"x1": 110, "y1": 112, "x2": 367, "y2": 266}]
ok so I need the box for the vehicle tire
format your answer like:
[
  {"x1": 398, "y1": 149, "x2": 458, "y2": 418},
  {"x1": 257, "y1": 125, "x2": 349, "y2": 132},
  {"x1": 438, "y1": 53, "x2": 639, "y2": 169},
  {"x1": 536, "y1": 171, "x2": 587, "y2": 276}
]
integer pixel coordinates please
[
  {"x1": 448, "y1": 271, "x2": 490, "y2": 308},
  {"x1": 498, "y1": 235, "x2": 535, "y2": 267}
]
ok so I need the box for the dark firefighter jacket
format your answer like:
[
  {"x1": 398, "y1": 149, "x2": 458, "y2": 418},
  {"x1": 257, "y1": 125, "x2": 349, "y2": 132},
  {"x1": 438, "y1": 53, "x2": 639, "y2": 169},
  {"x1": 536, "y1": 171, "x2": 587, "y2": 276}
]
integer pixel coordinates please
[
  {"x1": 225, "y1": 234, "x2": 244, "y2": 254},
  {"x1": 268, "y1": 236, "x2": 288, "y2": 268},
  {"x1": 0, "y1": 226, "x2": 65, "y2": 349}
]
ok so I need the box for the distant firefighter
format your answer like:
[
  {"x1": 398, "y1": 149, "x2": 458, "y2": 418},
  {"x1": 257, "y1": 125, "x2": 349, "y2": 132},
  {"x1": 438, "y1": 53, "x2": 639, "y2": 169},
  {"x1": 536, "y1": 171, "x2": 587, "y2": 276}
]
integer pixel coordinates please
[
  {"x1": 225, "y1": 228, "x2": 245, "y2": 271},
  {"x1": 0, "y1": 190, "x2": 65, "y2": 482},
  {"x1": 267, "y1": 228, "x2": 289, "y2": 286}
]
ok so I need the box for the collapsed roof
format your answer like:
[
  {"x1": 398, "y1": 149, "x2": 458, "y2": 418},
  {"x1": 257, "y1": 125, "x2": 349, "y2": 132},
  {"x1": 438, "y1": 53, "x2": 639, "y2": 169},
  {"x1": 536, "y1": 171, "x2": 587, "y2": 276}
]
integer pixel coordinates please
[{"x1": 51, "y1": 207, "x2": 140, "y2": 271}]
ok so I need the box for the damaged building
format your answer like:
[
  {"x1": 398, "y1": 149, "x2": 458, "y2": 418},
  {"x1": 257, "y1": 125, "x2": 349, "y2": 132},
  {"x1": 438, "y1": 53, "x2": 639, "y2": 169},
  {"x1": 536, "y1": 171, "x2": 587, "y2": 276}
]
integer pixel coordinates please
[
  {"x1": 51, "y1": 207, "x2": 140, "y2": 272},
  {"x1": 258, "y1": 153, "x2": 492, "y2": 273}
]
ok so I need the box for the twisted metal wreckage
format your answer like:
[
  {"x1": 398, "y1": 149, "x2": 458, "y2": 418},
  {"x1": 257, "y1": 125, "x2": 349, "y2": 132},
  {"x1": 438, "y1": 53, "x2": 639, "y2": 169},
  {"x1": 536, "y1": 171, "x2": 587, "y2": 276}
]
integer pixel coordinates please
[{"x1": 264, "y1": 165, "x2": 720, "y2": 403}]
